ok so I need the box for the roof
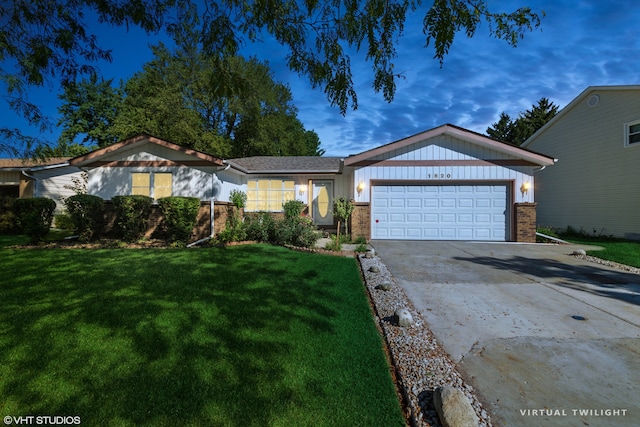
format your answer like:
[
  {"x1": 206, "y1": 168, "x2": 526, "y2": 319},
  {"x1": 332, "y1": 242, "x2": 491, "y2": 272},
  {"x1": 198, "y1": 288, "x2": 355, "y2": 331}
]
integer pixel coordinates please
[
  {"x1": 344, "y1": 123, "x2": 555, "y2": 166},
  {"x1": 227, "y1": 156, "x2": 343, "y2": 174},
  {"x1": 0, "y1": 157, "x2": 71, "y2": 170},
  {"x1": 69, "y1": 134, "x2": 225, "y2": 167},
  {"x1": 522, "y1": 85, "x2": 640, "y2": 148}
]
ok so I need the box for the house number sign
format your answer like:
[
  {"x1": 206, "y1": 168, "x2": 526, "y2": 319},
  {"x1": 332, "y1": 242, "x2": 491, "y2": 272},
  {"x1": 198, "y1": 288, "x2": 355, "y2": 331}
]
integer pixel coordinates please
[{"x1": 427, "y1": 173, "x2": 452, "y2": 179}]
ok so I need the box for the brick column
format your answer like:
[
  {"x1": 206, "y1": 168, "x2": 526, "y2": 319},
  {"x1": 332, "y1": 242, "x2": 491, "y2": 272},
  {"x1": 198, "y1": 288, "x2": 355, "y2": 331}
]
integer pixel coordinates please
[
  {"x1": 350, "y1": 202, "x2": 371, "y2": 240},
  {"x1": 514, "y1": 202, "x2": 537, "y2": 243}
]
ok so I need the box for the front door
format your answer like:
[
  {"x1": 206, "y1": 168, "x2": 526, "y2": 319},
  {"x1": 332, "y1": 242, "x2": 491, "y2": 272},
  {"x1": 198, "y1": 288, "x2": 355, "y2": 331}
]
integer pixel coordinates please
[{"x1": 312, "y1": 180, "x2": 333, "y2": 225}]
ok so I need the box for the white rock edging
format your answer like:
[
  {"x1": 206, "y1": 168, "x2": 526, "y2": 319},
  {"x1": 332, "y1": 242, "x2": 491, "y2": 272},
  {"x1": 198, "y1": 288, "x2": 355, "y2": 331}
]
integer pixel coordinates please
[{"x1": 358, "y1": 253, "x2": 491, "y2": 427}]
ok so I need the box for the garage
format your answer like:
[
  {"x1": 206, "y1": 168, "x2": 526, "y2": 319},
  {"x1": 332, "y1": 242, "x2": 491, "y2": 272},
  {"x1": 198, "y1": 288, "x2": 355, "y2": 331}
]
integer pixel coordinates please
[{"x1": 371, "y1": 183, "x2": 509, "y2": 241}]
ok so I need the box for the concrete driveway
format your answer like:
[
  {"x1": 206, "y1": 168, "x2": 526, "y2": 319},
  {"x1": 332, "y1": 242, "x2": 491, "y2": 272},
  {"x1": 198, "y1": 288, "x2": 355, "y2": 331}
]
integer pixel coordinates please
[{"x1": 372, "y1": 241, "x2": 640, "y2": 427}]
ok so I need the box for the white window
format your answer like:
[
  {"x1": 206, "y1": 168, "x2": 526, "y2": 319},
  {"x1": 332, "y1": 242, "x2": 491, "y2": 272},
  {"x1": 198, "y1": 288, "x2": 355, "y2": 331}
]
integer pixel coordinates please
[
  {"x1": 246, "y1": 179, "x2": 295, "y2": 211},
  {"x1": 131, "y1": 172, "x2": 172, "y2": 199},
  {"x1": 625, "y1": 120, "x2": 640, "y2": 146}
]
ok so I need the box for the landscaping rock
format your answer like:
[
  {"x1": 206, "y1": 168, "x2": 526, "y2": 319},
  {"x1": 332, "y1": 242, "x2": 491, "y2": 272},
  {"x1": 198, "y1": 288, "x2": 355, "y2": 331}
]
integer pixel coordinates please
[
  {"x1": 434, "y1": 386, "x2": 480, "y2": 427},
  {"x1": 394, "y1": 308, "x2": 412, "y2": 327},
  {"x1": 365, "y1": 250, "x2": 375, "y2": 259},
  {"x1": 572, "y1": 249, "x2": 587, "y2": 256},
  {"x1": 375, "y1": 282, "x2": 393, "y2": 291},
  {"x1": 369, "y1": 265, "x2": 380, "y2": 273}
]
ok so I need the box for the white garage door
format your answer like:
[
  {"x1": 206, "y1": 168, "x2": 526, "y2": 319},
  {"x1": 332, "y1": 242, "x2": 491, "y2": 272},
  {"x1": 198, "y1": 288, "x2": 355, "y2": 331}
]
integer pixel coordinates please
[{"x1": 371, "y1": 184, "x2": 508, "y2": 241}]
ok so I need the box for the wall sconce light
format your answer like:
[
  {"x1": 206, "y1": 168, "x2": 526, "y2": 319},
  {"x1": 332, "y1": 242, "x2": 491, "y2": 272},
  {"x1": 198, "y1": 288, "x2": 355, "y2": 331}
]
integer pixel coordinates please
[
  {"x1": 520, "y1": 181, "x2": 531, "y2": 196},
  {"x1": 298, "y1": 184, "x2": 307, "y2": 196},
  {"x1": 357, "y1": 181, "x2": 365, "y2": 195}
]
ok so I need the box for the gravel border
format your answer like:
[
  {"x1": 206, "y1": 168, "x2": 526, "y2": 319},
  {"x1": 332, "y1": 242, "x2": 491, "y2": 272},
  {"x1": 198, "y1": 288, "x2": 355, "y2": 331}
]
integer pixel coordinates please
[{"x1": 357, "y1": 253, "x2": 492, "y2": 427}]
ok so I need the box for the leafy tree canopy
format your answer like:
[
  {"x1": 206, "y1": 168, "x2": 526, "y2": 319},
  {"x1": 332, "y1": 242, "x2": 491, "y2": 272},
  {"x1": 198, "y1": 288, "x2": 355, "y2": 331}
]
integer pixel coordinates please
[
  {"x1": 1, "y1": 0, "x2": 544, "y2": 156},
  {"x1": 486, "y1": 97, "x2": 559, "y2": 145},
  {"x1": 56, "y1": 44, "x2": 324, "y2": 157}
]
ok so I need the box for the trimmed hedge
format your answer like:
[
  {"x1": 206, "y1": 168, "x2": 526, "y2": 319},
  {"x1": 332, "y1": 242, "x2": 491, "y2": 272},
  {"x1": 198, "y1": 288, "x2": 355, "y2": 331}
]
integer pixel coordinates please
[
  {"x1": 112, "y1": 195, "x2": 153, "y2": 242},
  {"x1": 13, "y1": 197, "x2": 56, "y2": 243},
  {"x1": 65, "y1": 194, "x2": 105, "y2": 241},
  {"x1": 157, "y1": 196, "x2": 200, "y2": 242}
]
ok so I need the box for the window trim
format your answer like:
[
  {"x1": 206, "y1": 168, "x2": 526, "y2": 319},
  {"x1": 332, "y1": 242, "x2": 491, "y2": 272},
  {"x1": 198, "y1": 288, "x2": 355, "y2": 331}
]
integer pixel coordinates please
[
  {"x1": 246, "y1": 178, "x2": 295, "y2": 212},
  {"x1": 624, "y1": 119, "x2": 640, "y2": 147},
  {"x1": 130, "y1": 172, "x2": 173, "y2": 199}
]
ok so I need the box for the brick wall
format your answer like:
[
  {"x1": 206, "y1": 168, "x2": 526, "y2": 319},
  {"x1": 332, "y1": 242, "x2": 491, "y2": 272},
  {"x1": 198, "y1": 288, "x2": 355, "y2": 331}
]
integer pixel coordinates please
[
  {"x1": 514, "y1": 202, "x2": 537, "y2": 243},
  {"x1": 350, "y1": 202, "x2": 371, "y2": 240}
]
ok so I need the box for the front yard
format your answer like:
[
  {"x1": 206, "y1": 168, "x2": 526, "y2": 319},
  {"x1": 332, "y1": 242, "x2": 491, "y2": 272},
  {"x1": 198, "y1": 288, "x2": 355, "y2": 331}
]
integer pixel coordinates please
[{"x1": 0, "y1": 242, "x2": 405, "y2": 426}]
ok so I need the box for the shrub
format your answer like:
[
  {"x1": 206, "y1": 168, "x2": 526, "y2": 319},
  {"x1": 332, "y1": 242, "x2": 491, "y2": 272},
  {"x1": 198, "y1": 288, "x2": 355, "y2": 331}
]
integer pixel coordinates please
[
  {"x1": 13, "y1": 197, "x2": 56, "y2": 243},
  {"x1": 112, "y1": 195, "x2": 153, "y2": 242},
  {"x1": 0, "y1": 197, "x2": 19, "y2": 234},
  {"x1": 283, "y1": 199, "x2": 305, "y2": 220},
  {"x1": 276, "y1": 216, "x2": 320, "y2": 248},
  {"x1": 158, "y1": 196, "x2": 200, "y2": 242},
  {"x1": 65, "y1": 194, "x2": 105, "y2": 241},
  {"x1": 353, "y1": 236, "x2": 367, "y2": 245},
  {"x1": 229, "y1": 190, "x2": 247, "y2": 209},
  {"x1": 54, "y1": 213, "x2": 75, "y2": 230},
  {"x1": 245, "y1": 212, "x2": 276, "y2": 243}
]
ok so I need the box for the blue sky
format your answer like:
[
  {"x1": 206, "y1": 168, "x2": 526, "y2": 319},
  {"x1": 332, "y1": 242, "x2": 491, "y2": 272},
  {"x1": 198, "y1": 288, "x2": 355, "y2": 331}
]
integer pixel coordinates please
[{"x1": 3, "y1": 0, "x2": 639, "y2": 157}]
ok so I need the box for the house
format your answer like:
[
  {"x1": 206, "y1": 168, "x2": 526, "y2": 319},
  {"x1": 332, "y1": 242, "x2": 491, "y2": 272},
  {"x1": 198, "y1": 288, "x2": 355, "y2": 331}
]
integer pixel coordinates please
[
  {"x1": 224, "y1": 126, "x2": 555, "y2": 242},
  {"x1": 522, "y1": 85, "x2": 640, "y2": 240},
  {"x1": 65, "y1": 128, "x2": 553, "y2": 242},
  {"x1": 0, "y1": 157, "x2": 81, "y2": 213}
]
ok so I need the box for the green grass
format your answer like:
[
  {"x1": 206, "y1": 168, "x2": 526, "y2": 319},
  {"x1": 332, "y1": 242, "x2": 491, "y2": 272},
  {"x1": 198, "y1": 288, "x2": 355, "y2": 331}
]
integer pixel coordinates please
[
  {"x1": 0, "y1": 243, "x2": 405, "y2": 426},
  {"x1": 563, "y1": 235, "x2": 640, "y2": 268}
]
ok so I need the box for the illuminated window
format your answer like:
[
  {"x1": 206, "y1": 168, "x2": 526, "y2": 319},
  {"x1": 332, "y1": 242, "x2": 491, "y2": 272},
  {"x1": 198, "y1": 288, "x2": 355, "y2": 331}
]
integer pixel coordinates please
[
  {"x1": 131, "y1": 172, "x2": 172, "y2": 199},
  {"x1": 246, "y1": 179, "x2": 295, "y2": 211}
]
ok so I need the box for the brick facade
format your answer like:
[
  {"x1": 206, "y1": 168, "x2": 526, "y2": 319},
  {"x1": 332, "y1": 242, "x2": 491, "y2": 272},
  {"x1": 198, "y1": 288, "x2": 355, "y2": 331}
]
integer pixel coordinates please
[
  {"x1": 350, "y1": 202, "x2": 371, "y2": 240},
  {"x1": 514, "y1": 202, "x2": 537, "y2": 243}
]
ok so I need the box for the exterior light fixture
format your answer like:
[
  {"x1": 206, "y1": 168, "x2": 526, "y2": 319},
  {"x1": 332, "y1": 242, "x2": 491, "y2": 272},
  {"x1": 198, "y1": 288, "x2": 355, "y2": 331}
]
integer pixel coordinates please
[
  {"x1": 357, "y1": 181, "x2": 365, "y2": 195},
  {"x1": 520, "y1": 181, "x2": 531, "y2": 196},
  {"x1": 298, "y1": 184, "x2": 307, "y2": 196}
]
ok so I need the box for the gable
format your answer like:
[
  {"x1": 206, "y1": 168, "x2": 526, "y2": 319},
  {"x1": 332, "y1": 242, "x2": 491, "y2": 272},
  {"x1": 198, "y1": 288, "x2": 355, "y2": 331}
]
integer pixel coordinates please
[
  {"x1": 69, "y1": 134, "x2": 224, "y2": 168},
  {"x1": 345, "y1": 124, "x2": 554, "y2": 167}
]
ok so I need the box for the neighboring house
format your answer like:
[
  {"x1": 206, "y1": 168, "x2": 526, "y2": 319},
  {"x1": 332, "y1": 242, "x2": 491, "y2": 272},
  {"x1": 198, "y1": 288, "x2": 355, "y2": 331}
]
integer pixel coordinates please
[
  {"x1": 0, "y1": 157, "x2": 81, "y2": 212},
  {"x1": 522, "y1": 85, "x2": 640, "y2": 240},
  {"x1": 67, "y1": 129, "x2": 554, "y2": 242}
]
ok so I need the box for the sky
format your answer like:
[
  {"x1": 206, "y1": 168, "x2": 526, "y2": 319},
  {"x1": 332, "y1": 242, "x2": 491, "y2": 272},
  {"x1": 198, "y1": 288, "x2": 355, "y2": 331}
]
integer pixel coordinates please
[{"x1": 3, "y1": 0, "x2": 640, "y2": 158}]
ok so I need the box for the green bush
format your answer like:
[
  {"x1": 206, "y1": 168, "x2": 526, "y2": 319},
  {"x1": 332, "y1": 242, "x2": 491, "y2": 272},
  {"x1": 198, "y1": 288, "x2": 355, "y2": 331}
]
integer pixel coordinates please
[
  {"x1": 245, "y1": 212, "x2": 276, "y2": 243},
  {"x1": 112, "y1": 195, "x2": 153, "y2": 242},
  {"x1": 283, "y1": 199, "x2": 305, "y2": 220},
  {"x1": 158, "y1": 196, "x2": 200, "y2": 242},
  {"x1": 275, "y1": 216, "x2": 320, "y2": 248},
  {"x1": 54, "y1": 213, "x2": 74, "y2": 230},
  {"x1": 0, "y1": 197, "x2": 19, "y2": 234},
  {"x1": 353, "y1": 236, "x2": 367, "y2": 245},
  {"x1": 229, "y1": 190, "x2": 247, "y2": 209},
  {"x1": 65, "y1": 194, "x2": 105, "y2": 241},
  {"x1": 13, "y1": 197, "x2": 56, "y2": 243}
]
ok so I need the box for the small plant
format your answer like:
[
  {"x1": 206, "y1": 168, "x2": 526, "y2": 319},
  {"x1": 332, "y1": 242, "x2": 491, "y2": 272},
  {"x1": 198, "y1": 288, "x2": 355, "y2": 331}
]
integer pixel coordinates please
[
  {"x1": 353, "y1": 236, "x2": 367, "y2": 245},
  {"x1": 229, "y1": 190, "x2": 247, "y2": 209},
  {"x1": 283, "y1": 199, "x2": 305, "y2": 220},
  {"x1": 0, "y1": 197, "x2": 19, "y2": 234},
  {"x1": 332, "y1": 197, "x2": 355, "y2": 246},
  {"x1": 355, "y1": 243, "x2": 368, "y2": 253},
  {"x1": 324, "y1": 235, "x2": 342, "y2": 251}
]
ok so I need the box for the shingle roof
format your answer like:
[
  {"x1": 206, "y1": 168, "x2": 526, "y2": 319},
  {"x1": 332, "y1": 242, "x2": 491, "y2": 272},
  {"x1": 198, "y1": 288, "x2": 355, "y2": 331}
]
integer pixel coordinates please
[
  {"x1": 0, "y1": 157, "x2": 71, "y2": 169},
  {"x1": 227, "y1": 156, "x2": 343, "y2": 174}
]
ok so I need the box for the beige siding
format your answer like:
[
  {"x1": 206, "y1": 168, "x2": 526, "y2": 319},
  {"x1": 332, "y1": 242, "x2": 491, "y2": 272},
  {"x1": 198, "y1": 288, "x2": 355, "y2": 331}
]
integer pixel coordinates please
[
  {"x1": 31, "y1": 166, "x2": 84, "y2": 213},
  {"x1": 526, "y1": 88, "x2": 640, "y2": 238}
]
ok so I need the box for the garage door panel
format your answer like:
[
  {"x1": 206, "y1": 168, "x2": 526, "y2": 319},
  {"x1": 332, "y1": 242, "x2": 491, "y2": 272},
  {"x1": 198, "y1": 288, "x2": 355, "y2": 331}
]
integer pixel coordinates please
[{"x1": 372, "y1": 184, "x2": 508, "y2": 241}]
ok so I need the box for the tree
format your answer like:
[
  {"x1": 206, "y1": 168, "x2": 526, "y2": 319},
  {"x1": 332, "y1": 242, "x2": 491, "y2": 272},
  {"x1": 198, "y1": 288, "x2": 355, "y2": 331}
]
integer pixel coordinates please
[
  {"x1": 486, "y1": 97, "x2": 559, "y2": 145},
  {"x1": 57, "y1": 75, "x2": 123, "y2": 148},
  {"x1": 1, "y1": 0, "x2": 544, "y2": 155},
  {"x1": 57, "y1": 43, "x2": 322, "y2": 157}
]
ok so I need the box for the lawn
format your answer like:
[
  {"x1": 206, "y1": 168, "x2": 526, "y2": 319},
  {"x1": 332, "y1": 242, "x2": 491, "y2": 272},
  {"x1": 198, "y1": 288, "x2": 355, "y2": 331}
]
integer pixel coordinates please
[
  {"x1": 0, "y1": 242, "x2": 405, "y2": 426},
  {"x1": 563, "y1": 235, "x2": 640, "y2": 268}
]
